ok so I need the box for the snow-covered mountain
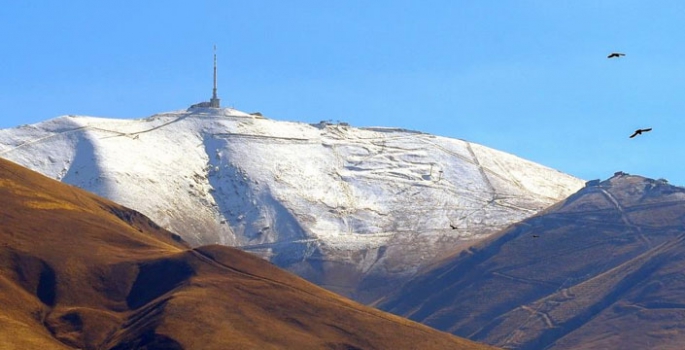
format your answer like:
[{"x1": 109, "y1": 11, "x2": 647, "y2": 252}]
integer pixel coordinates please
[{"x1": 0, "y1": 108, "x2": 584, "y2": 300}]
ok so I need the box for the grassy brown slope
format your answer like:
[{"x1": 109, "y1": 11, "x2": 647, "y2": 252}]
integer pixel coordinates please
[
  {"x1": 0, "y1": 157, "x2": 495, "y2": 350},
  {"x1": 0, "y1": 156, "x2": 188, "y2": 348}
]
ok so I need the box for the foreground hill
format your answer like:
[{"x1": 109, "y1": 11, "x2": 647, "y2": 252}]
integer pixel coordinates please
[
  {"x1": 0, "y1": 157, "x2": 494, "y2": 349},
  {"x1": 378, "y1": 173, "x2": 685, "y2": 349},
  {"x1": 0, "y1": 108, "x2": 584, "y2": 301}
]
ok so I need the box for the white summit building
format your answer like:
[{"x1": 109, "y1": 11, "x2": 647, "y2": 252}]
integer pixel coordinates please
[{"x1": 189, "y1": 46, "x2": 221, "y2": 109}]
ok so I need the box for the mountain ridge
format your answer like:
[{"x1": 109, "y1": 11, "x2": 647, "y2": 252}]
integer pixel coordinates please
[{"x1": 378, "y1": 173, "x2": 685, "y2": 349}]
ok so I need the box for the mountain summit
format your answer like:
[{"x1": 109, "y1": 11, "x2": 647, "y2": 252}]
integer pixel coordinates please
[{"x1": 0, "y1": 108, "x2": 583, "y2": 300}]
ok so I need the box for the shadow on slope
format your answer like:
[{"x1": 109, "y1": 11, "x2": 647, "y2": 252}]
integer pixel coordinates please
[
  {"x1": 378, "y1": 174, "x2": 685, "y2": 349},
  {"x1": 202, "y1": 134, "x2": 315, "y2": 266}
]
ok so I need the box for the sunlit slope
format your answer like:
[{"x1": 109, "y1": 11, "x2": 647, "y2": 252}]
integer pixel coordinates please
[
  {"x1": 0, "y1": 108, "x2": 583, "y2": 301},
  {"x1": 379, "y1": 174, "x2": 685, "y2": 349},
  {"x1": 0, "y1": 156, "x2": 187, "y2": 349},
  {"x1": 0, "y1": 157, "x2": 496, "y2": 349}
]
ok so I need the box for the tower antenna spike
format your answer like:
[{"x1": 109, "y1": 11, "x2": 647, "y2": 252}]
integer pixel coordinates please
[{"x1": 210, "y1": 44, "x2": 221, "y2": 108}]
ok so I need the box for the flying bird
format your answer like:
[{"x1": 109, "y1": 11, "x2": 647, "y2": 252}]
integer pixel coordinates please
[
  {"x1": 449, "y1": 223, "x2": 458, "y2": 230},
  {"x1": 630, "y1": 128, "x2": 652, "y2": 138},
  {"x1": 607, "y1": 52, "x2": 626, "y2": 59}
]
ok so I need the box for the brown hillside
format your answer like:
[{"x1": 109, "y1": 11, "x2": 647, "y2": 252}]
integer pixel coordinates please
[
  {"x1": 379, "y1": 174, "x2": 685, "y2": 349},
  {"x1": 0, "y1": 157, "x2": 495, "y2": 350}
]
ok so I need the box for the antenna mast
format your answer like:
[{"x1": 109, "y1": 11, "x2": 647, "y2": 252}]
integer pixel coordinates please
[{"x1": 210, "y1": 45, "x2": 221, "y2": 108}]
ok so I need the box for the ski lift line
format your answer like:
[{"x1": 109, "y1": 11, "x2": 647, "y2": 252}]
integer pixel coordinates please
[
  {"x1": 598, "y1": 189, "x2": 636, "y2": 227},
  {"x1": 212, "y1": 132, "x2": 316, "y2": 143},
  {"x1": 465, "y1": 142, "x2": 496, "y2": 197},
  {"x1": 91, "y1": 113, "x2": 193, "y2": 139},
  {"x1": 483, "y1": 154, "x2": 530, "y2": 193},
  {"x1": 597, "y1": 189, "x2": 654, "y2": 248},
  {"x1": 417, "y1": 136, "x2": 556, "y2": 199},
  {"x1": 0, "y1": 125, "x2": 89, "y2": 155},
  {"x1": 417, "y1": 135, "x2": 525, "y2": 190},
  {"x1": 479, "y1": 163, "x2": 542, "y2": 194},
  {"x1": 498, "y1": 272, "x2": 582, "y2": 347},
  {"x1": 1, "y1": 114, "x2": 194, "y2": 156}
]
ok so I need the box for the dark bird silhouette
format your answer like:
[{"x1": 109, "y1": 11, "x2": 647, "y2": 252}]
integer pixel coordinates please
[
  {"x1": 532, "y1": 235, "x2": 539, "y2": 238},
  {"x1": 630, "y1": 128, "x2": 652, "y2": 138},
  {"x1": 608, "y1": 52, "x2": 626, "y2": 58},
  {"x1": 449, "y1": 223, "x2": 458, "y2": 230}
]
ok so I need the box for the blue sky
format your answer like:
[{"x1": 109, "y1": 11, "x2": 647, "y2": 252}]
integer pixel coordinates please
[{"x1": 2, "y1": 1, "x2": 685, "y2": 185}]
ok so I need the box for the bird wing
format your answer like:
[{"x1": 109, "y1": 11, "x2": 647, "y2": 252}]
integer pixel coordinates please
[
  {"x1": 642, "y1": 128, "x2": 652, "y2": 132},
  {"x1": 629, "y1": 131, "x2": 638, "y2": 138}
]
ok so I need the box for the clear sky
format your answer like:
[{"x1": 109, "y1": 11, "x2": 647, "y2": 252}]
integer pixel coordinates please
[{"x1": 2, "y1": 1, "x2": 685, "y2": 185}]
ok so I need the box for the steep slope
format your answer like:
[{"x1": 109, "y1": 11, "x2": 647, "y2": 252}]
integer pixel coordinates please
[
  {"x1": 0, "y1": 156, "x2": 496, "y2": 349},
  {"x1": 378, "y1": 173, "x2": 685, "y2": 349},
  {"x1": 0, "y1": 108, "x2": 584, "y2": 300}
]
